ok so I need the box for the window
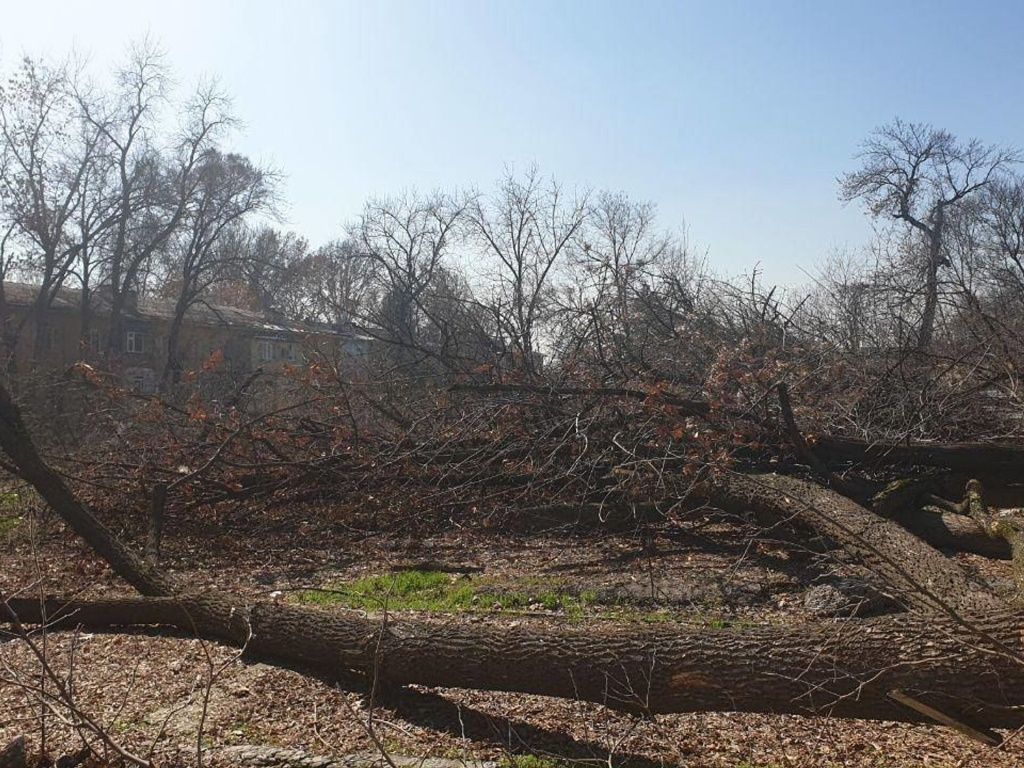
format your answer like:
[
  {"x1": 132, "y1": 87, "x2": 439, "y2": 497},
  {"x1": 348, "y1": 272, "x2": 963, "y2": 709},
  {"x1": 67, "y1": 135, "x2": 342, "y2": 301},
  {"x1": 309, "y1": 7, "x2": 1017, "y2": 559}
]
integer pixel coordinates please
[
  {"x1": 283, "y1": 343, "x2": 297, "y2": 362},
  {"x1": 125, "y1": 330, "x2": 150, "y2": 354},
  {"x1": 126, "y1": 367, "x2": 156, "y2": 395},
  {"x1": 88, "y1": 328, "x2": 103, "y2": 352},
  {"x1": 257, "y1": 339, "x2": 274, "y2": 362}
]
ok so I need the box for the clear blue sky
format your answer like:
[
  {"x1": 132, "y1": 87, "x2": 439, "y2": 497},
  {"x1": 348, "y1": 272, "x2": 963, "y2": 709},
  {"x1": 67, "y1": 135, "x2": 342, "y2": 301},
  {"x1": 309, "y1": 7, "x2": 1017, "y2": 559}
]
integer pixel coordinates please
[{"x1": 3, "y1": 0, "x2": 1023, "y2": 283}]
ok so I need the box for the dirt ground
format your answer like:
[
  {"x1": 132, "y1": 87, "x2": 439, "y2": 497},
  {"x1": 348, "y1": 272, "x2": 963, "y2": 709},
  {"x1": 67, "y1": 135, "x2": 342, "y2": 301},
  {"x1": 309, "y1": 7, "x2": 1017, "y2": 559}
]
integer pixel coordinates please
[{"x1": 2, "y1": 501, "x2": 1023, "y2": 768}]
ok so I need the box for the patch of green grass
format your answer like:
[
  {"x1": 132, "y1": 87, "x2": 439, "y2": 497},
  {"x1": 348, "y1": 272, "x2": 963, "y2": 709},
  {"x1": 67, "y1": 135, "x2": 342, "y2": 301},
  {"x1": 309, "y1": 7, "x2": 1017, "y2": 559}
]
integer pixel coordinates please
[
  {"x1": 499, "y1": 756, "x2": 572, "y2": 768},
  {"x1": 296, "y1": 569, "x2": 604, "y2": 619},
  {"x1": 0, "y1": 514, "x2": 22, "y2": 544},
  {"x1": 0, "y1": 489, "x2": 22, "y2": 512},
  {"x1": 595, "y1": 605, "x2": 675, "y2": 624},
  {"x1": 297, "y1": 570, "x2": 473, "y2": 611},
  {"x1": 0, "y1": 488, "x2": 31, "y2": 542},
  {"x1": 696, "y1": 614, "x2": 763, "y2": 631},
  {"x1": 295, "y1": 569, "x2": 752, "y2": 628},
  {"x1": 296, "y1": 573, "x2": 598, "y2": 618}
]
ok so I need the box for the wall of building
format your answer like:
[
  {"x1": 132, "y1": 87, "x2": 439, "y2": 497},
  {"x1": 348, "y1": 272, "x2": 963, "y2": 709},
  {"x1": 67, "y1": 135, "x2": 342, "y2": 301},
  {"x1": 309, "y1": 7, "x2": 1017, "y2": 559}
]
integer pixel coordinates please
[{"x1": 4, "y1": 303, "x2": 359, "y2": 395}]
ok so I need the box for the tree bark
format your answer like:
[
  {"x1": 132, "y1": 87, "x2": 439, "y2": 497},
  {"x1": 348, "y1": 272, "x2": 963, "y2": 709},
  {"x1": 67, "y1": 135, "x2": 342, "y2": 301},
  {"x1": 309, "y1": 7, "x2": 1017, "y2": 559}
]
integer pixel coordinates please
[
  {"x1": 814, "y1": 435, "x2": 1024, "y2": 475},
  {"x1": 888, "y1": 507, "x2": 1012, "y2": 559},
  {"x1": 5, "y1": 595, "x2": 1024, "y2": 728},
  {"x1": 963, "y1": 479, "x2": 1024, "y2": 593},
  {"x1": 703, "y1": 472, "x2": 1004, "y2": 617},
  {"x1": 160, "y1": 298, "x2": 189, "y2": 393},
  {"x1": 871, "y1": 476, "x2": 1012, "y2": 559},
  {"x1": 917, "y1": 223, "x2": 943, "y2": 351}
]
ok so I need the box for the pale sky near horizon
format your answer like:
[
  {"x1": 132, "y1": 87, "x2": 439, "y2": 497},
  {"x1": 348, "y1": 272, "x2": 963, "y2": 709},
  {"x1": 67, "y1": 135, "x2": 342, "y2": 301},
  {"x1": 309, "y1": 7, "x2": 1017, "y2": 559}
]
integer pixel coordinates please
[{"x1": 3, "y1": 0, "x2": 1024, "y2": 285}]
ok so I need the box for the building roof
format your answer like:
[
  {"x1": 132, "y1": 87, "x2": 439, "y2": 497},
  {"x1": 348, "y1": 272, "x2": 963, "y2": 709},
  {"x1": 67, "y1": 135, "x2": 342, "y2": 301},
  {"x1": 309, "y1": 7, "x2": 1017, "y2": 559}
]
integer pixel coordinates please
[{"x1": 2, "y1": 281, "x2": 368, "y2": 340}]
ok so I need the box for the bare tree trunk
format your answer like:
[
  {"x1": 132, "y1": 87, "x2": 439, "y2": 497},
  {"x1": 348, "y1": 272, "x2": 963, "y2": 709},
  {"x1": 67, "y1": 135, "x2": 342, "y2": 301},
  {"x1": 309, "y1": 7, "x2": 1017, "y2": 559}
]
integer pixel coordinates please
[
  {"x1": 814, "y1": 435, "x2": 1024, "y2": 475},
  {"x1": 160, "y1": 298, "x2": 189, "y2": 392},
  {"x1": 106, "y1": 283, "x2": 126, "y2": 357},
  {"x1": 4, "y1": 594, "x2": 1024, "y2": 729},
  {"x1": 918, "y1": 245, "x2": 940, "y2": 350},
  {"x1": 0, "y1": 382, "x2": 175, "y2": 597},
  {"x1": 704, "y1": 473, "x2": 1005, "y2": 617},
  {"x1": 917, "y1": 222, "x2": 944, "y2": 351},
  {"x1": 889, "y1": 506, "x2": 1012, "y2": 559}
]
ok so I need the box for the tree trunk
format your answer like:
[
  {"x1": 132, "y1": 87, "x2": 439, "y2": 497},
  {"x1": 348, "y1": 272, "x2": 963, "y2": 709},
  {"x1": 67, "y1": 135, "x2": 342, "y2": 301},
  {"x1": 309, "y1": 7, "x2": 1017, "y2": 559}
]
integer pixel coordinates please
[
  {"x1": 703, "y1": 472, "x2": 1004, "y2": 617},
  {"x1": 5, "y1": 595, "x2": 1024, "y2": 729},
  {"x1": 160, "y1": 299, "x2": 189, "y2": 392},
  {"x1": 864, "y1": 476, "x2": 1013, "y2": 558},
  {"x1": 79, "y1": 281, "x2": 92, "y2": 354},
  {"x1": 814, "y1": 435, "x2": 1024, "y2": 475},
  {"x1": 888, "y1": 506, "x2": 1011, "y2": 559},
  {"x1": 0, "y1": 382, "x2": 175, "y2": 597},
  {"x1": 917, "y1": 223, "x2": 943, "y2": 351},
  {"x1": 106, "y1": 285, "x2": 126, "y2": 357}
]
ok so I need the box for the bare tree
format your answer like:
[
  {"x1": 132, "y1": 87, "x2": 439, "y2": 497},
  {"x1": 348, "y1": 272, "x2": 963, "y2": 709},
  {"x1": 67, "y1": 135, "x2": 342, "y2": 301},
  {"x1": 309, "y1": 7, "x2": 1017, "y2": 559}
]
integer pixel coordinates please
[
  {"x1": 355, "y1": 191, "x2": 466, "y2": 371},
  {"x1": 293, "y1": 237, "x2": 377, "y2": 325},
  {"x1": 0, "y1": 57, "x2": 103, "y2": 364},
  {"x1": 158, "y1": 149, "x2": 277, "y2": 389},
  {"x1": 840, "y1": 119, "x2": 1018, "y2": 350},
  {"x1": 803, "y1": 250, "x2": 886, "y2": 354},
  {"x1": 68, "y1": 43, "x2": 170, "y2": 354},
  {"x1": 204, "y1": 226, "x2": 311, "y2": 315},
  {"x1": 75, "y1": 57, "x2": 243, "y2": 360},
  {"x1": 556, "y1": 191, "x2": 687, "y2": 379},
  {"x1": 0, "y1": 131, "x2": 17, "y2": 359},
  {"x1": 978, "y1": 176, "x2": 1024, "y2": 303},
  {"x1": 468, "y1": 168, "x2": 587, "y2": 375}
]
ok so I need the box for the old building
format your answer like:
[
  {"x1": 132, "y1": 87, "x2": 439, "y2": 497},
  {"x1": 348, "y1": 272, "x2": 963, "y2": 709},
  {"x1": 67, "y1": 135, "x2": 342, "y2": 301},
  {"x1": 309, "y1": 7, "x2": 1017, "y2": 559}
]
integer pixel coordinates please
[{"x1": 0, "y1": 281, "x2": 370, "y2": 393}]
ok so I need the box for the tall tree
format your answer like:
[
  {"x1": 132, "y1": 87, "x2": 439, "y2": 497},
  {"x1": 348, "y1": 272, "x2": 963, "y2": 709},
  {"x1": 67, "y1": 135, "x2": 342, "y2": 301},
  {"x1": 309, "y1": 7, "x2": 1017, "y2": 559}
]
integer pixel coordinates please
[
  {"x1": 158, "y1": 150, "x2": 276, "y2": 389},
  {"x1": 72, "y1": 42, "x2": 170, "y2": 355},
  {"x1": 355, "y1": 191, "x2": 466, "y2": 370},
  {"x1": 468, "y1": 167, "x2": 587, "y2": 375},
  {"x1": 840, "y1": 119, "x2": 1017, "y2": 350},
  {"x1": 558, "y1": 191, "x2": 683, "y2": 379},
  {"x1": 75, "y1": 56, "x2": 236, "y2": 357},
  {"x1": 204, "y1": 226, "x2": 310, "y2": 315},
  {"x1": 0, "y1": 57, "x2": 104, "y2": 363}
]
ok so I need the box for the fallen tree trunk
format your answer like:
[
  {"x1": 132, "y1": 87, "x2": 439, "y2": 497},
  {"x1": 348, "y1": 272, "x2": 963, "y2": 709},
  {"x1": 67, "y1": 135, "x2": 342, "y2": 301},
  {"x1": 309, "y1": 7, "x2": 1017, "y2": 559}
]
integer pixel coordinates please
[
  {"x1": 962, "y1": 480, "x2": 1024, "y2": 594},
  {"x1": 0, "y1": 384, "x2": 174, "y2": 598},
  {"x1": 703, "y1": 473, "x2": 1005, "y2": 617},
  {"x1": 814, "y1": 435, "x2": 1024, "y2": 475},
  {"x1": 510, "y1": 484, "x2": 1014, "y2": 559},
  {"x1": 4, "y1": 594, "x2": 1023, "y2": 729},
  {"x1": 869, "y1": 476, "x2": 1011, "y2": 559},
  {"x1": 887, "y1": 507, "x2": 1012, "y2": 560}
]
